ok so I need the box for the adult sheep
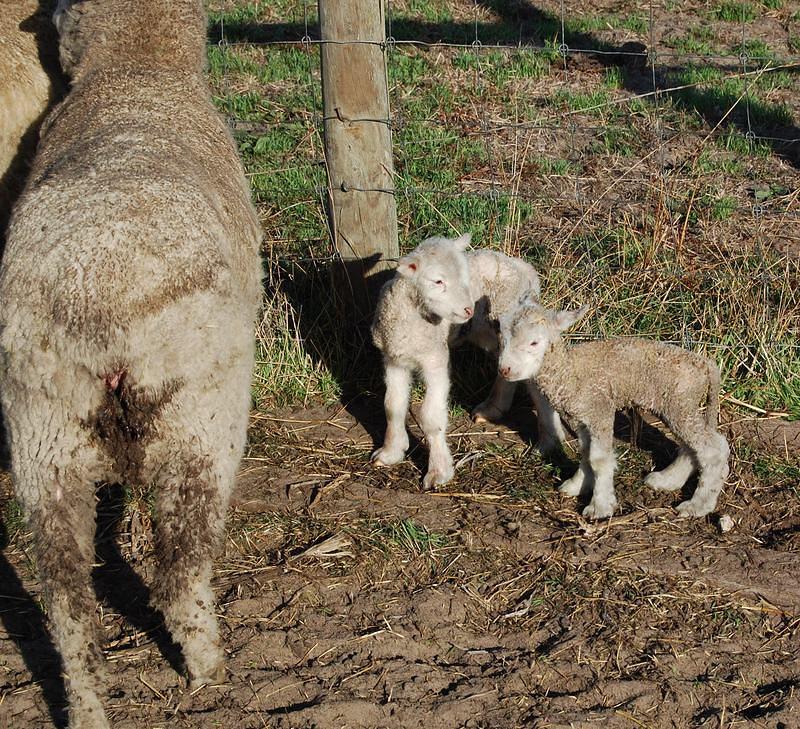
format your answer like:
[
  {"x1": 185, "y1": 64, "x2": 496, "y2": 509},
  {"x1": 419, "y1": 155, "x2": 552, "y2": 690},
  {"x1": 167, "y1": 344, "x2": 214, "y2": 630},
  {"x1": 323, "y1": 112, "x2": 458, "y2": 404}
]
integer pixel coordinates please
[
  {"x1": 0, "y1": 0, "x2": 64, "y2": 235},
  {"x1": 0, "y1": 1, "x2": 262, "y2": 727}
]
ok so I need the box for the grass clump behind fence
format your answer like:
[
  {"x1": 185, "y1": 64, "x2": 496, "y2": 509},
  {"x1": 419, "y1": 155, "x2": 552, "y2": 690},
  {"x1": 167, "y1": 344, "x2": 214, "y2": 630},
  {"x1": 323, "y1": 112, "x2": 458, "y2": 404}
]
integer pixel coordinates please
[{"x1": 206, "y1": 0, "x2": 800, "y2": 420}]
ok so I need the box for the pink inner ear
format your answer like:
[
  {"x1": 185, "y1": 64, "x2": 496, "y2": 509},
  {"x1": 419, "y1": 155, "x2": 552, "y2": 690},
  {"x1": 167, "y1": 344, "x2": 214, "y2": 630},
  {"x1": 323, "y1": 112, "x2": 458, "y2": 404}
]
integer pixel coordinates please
[{"x1": 408, "y1": 262, "x2": 417, "y2": 271}]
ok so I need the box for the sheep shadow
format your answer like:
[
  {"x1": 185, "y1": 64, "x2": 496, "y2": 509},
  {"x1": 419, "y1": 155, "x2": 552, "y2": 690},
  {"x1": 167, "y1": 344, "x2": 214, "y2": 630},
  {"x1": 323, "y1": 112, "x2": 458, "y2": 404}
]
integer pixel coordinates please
[
  {"x1": 0, "y1": 483, "x2": 189, "y2": 729},
  {"x1": 0, "y1": 521, "x2": 68, "y2": 728},
  {"x1": 92, "y1": 483, "x2": 185, "y2": 678}
]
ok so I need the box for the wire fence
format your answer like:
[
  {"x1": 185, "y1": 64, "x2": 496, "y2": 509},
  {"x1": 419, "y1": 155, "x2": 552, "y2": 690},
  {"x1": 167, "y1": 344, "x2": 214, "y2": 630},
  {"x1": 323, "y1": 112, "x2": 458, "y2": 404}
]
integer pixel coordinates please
[{"x1": 208, "y1": 0, "x2": 800, "y2": 374}]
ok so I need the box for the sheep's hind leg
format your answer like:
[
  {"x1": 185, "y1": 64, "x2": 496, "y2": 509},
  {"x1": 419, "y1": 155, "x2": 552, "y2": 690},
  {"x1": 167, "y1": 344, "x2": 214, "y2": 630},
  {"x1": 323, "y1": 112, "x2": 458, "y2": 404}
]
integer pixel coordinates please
[
  {"x1": 581, "y1": 424, "x2": 618, "y2": 520},
  {"x1": 148, "y1": 381, "x2": 247, "y2": 687},
  {"x1": 419, "y1": 357, "x2": 453, "y2": 489},
  {"x1": 676, "y1": 433, "x2": 730, "y2": 517},
  {"x1": 9, "y1": 403, "x2": 109, "y2": 729},
  {"x1": 472, "y1": 375, "x2": 515, "y2": 423},
  {"x1": 645, "y1": 447, "x2": 695, "y2": 492},
  {"x1": 372, "y1": 361, "x2": 411, "y2": 466}
]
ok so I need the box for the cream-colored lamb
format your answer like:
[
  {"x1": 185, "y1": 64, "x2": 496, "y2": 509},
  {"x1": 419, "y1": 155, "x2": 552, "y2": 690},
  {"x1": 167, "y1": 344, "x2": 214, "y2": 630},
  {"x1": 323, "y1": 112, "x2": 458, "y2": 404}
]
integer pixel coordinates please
[{"x1": 498, "y1": 301, "x2": 730, "y2": 518}]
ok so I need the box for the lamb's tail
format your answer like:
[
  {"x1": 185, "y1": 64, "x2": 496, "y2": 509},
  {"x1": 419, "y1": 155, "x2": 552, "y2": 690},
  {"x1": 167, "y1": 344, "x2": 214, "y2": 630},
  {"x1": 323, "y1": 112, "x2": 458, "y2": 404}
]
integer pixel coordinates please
[{"x1": 705, "y1": 359, "x2": 721, "y2": 428}]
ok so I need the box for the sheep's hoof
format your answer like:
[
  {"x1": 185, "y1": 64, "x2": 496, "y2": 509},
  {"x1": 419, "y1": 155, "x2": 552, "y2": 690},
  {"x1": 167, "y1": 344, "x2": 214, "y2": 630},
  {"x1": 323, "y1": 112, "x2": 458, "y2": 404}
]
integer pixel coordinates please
[
  {"x1": 371, "y1": 448, "x2": 405, "y2": 467},
  {"x1": 644, "y1": 471, "x2": 683, "y2": 492},
  {"x1": 582, "y1": 500, "x2": 616, "y2": 520},
  {"x1": 422, "y1": 467, "x2": 453, "y2": 490},
  {"x1": 675, "y1": 499, "x2": 713, "y2": 518},
  {"x1": 188, "y1": 663, "x2": 226, "y2": 690}
]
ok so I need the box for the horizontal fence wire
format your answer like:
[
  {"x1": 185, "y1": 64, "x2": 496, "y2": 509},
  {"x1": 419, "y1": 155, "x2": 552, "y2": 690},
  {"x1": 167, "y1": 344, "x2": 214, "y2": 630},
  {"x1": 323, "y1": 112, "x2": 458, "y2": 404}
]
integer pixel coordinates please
[{"x1": 213, "y1": 1, "x2": 800, "y2": 366}]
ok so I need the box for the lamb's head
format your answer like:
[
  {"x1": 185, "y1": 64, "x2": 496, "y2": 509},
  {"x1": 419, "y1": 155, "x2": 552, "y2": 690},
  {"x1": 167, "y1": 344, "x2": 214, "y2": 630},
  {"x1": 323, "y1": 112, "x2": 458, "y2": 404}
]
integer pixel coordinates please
[
  {"x1": 497, "y1": 300, "x2": 588, "y2": 381},
  {"x1": 397, "y1": 233, "x2": 475, "y2": 324}
]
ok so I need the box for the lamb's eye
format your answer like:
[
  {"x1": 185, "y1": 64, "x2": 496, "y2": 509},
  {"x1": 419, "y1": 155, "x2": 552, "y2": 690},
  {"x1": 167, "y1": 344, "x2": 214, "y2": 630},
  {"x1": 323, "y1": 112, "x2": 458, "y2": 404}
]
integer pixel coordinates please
[
  {"x1": 530, "y1": 340, "x2": 538, "y2": 347},
  {"x1": 434, "y1": 279, "x2": 444, "y2": 285}
]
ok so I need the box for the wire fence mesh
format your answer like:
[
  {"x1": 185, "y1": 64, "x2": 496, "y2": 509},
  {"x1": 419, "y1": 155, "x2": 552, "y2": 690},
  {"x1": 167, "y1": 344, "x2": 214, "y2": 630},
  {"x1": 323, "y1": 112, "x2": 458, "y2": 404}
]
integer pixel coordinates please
[{"x1": 207, "y1": 0, "x2": 800, "y2": 413}]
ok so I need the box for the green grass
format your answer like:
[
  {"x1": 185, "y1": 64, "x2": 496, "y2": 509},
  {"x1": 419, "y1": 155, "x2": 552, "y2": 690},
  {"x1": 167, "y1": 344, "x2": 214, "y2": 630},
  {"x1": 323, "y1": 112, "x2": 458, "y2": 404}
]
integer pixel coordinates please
[
  {"x1": 207, "y1": 1, "x2": 800, "y2": 419},
  {"x1": 711, "y1": 1, "x2": 758, "y2": 22}
]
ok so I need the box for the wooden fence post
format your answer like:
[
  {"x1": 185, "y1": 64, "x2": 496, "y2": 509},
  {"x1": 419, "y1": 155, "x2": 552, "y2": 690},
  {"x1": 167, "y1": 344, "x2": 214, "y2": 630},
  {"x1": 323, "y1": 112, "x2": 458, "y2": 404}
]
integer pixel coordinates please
[{"x1": 318, "y1": 0, "x2": 399, "y2": 319}]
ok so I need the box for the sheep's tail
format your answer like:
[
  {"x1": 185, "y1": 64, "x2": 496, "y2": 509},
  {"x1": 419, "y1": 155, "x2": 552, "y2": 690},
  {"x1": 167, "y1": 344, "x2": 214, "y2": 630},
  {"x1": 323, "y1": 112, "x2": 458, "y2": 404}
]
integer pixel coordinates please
[{"x1": 705, "y1": 359, "x2": 721, "y2": 428}]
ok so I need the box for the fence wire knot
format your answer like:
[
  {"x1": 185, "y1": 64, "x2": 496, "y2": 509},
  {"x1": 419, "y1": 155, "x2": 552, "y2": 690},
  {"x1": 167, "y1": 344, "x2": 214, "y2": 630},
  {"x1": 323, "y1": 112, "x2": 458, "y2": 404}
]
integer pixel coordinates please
[
  {"x1": 301, "y1": 34, "x2": 312, "y2": 51},
  {"x1": 745, "y1": 130, "x2": 757, "y2": 143},
  {"x1": 558, "y1": 42, "x2": 569, "y2": 58},
  {"x1": 752, "y1": 203, "x2": 765, "y2": 218},
  {"x1": 738, "y1": 50, "x2": 749, "y2": 65},
  {"x1": 647, "y1": 49, "x2": 657, "y2": 66},
  {"x1": 384, "y1": 36, "x2": 397, "y2": 52}
]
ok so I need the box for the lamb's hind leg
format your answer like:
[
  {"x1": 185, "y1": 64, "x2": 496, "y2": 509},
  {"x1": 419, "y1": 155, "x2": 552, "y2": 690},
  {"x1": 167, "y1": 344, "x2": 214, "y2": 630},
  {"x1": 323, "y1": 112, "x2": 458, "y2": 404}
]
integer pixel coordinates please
[
  {"x1": 372, "y1": 361, "x2": 411, "y2": 466},
  {"x1": 7, "y1": 397, "x2": 109, "y2": 729},
  {"x1": 472, "y1": 375, "x2": 516, "y2": 423},
  {"x1": 148, "y1": 380, "x2": 247, "y2": 686},
  {"x1": 676, "y1": 432, "x2": 730, "y2": 517},
  {"x1": 645, "y1": 447, "x2": 696, "y2": 492}
]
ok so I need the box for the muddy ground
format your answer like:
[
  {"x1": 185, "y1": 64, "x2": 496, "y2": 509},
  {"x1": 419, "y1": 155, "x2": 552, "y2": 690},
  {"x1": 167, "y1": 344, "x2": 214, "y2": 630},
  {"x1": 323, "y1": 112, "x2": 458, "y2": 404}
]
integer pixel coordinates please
[{"x1": 1, "y1": 398, "x2": 798, "y2": 729}]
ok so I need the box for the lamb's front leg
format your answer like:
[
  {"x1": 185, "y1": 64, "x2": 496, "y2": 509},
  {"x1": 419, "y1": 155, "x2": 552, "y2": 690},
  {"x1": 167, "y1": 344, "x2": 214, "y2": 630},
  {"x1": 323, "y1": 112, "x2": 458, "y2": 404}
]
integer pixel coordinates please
[
  {"x1": 527, "y1": 381, "x2": 565, "y2": 453},
  {"x1": 372, "y1": 360, "x2": 412, "y2": 466},
  {"x1": 560, "y1": 426, "x2": 591, "y2": 496},
  {"x1": 581, "y1": 423, "x2": 618, "y2": 520},
  {"x1": 419, "y1": 357, "x2": 453, "y2": 489}
]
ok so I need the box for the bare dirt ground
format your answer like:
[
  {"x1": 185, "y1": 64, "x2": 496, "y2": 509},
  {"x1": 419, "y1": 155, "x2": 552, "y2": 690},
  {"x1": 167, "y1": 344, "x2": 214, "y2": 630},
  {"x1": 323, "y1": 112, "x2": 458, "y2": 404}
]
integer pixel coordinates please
[{"x1": 1, "y1": 399, "x2": 798, "y2": 728}]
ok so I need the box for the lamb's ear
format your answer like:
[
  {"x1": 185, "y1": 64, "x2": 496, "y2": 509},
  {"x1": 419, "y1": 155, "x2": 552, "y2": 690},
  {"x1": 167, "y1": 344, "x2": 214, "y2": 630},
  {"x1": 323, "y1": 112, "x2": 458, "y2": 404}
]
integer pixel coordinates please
[
  {"x1": 518, "y1": 289, "x2": 540, "y2": 308},
  {"x1": 396, "y1": 254, "x2": 421, "y2": 278},
  {"x1": 452, "y1": 232, "x2": 472, "y2": 251},
  {"x1": 553, "y1": 304, "x2": 589, "y2": 332}
]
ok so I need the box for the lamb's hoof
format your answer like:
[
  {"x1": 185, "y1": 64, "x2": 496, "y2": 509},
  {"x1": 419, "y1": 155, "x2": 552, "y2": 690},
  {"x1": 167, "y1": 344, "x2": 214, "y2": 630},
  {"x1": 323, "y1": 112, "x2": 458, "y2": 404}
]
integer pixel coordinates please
[
  {"x1": 371, "y1": 447, "x2": 405, "y2": 467},
  {"x1": 559, "y1": 474, "x2": 584, "y2": 497},
  {"x1": 644, "y1": 471, "x2": 683, "y2": 492},
  {"x1": 471, "y1": 403, "x2": 504, "y2": 424},
  {"x1": 582, "y1": 499, "x2": 616, "y2": 520},
  {"x1": 675, "y1": 499, "x2": 713, "y2": 518},
  {"x1": 188, "y1": 663, "x2": 226, "y2": 690},
  {"x1": 422, "y1": 466, "x2": 453, "y2": 490}
]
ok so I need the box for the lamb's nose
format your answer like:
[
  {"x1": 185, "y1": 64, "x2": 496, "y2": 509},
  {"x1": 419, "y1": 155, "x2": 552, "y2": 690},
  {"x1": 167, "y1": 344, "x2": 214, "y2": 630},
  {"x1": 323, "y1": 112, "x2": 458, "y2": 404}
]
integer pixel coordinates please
[
  {"x1": 464, "y1": 306, "x2": 473, "y2": 318},
  {"x1": 500, "y1": 366, "x2": 511, "y2": 378}
]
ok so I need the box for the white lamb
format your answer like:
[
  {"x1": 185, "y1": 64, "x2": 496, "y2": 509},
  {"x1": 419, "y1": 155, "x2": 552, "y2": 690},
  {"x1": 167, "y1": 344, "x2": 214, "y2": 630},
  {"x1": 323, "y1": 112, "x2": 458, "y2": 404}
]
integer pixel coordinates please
[
  {"x1": 497, "y1": 301, "x2": 730, "y2": 518},
  {"x1": 371, "y1": 238, "x2": 563, "y2": 488},
  {"x1": 451, "y1": 249, "x2": 564, "y2": 450},
  {"x1": 0, "y1": 2, "x2": 262, "y2": 727},
  {"x1": 371, "y1": 233, "x2": 475, "y2": 488}
]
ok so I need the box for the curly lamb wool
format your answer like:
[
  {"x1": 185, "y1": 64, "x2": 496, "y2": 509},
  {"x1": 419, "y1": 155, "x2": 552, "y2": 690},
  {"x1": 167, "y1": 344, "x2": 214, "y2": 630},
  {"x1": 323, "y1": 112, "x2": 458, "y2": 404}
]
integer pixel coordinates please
[
  {"x1": 498, "y1": 302, "x2": 730, "y2": 519},
  {"x1": 452, "y1": 249, "x2": 564, "y2": 449},
  {"x1": 0, "y1": 2, "x2": 262, "y2": 727},
  {"x1": 371, "y1": 233, "x2": 475, "y2": 489}
]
